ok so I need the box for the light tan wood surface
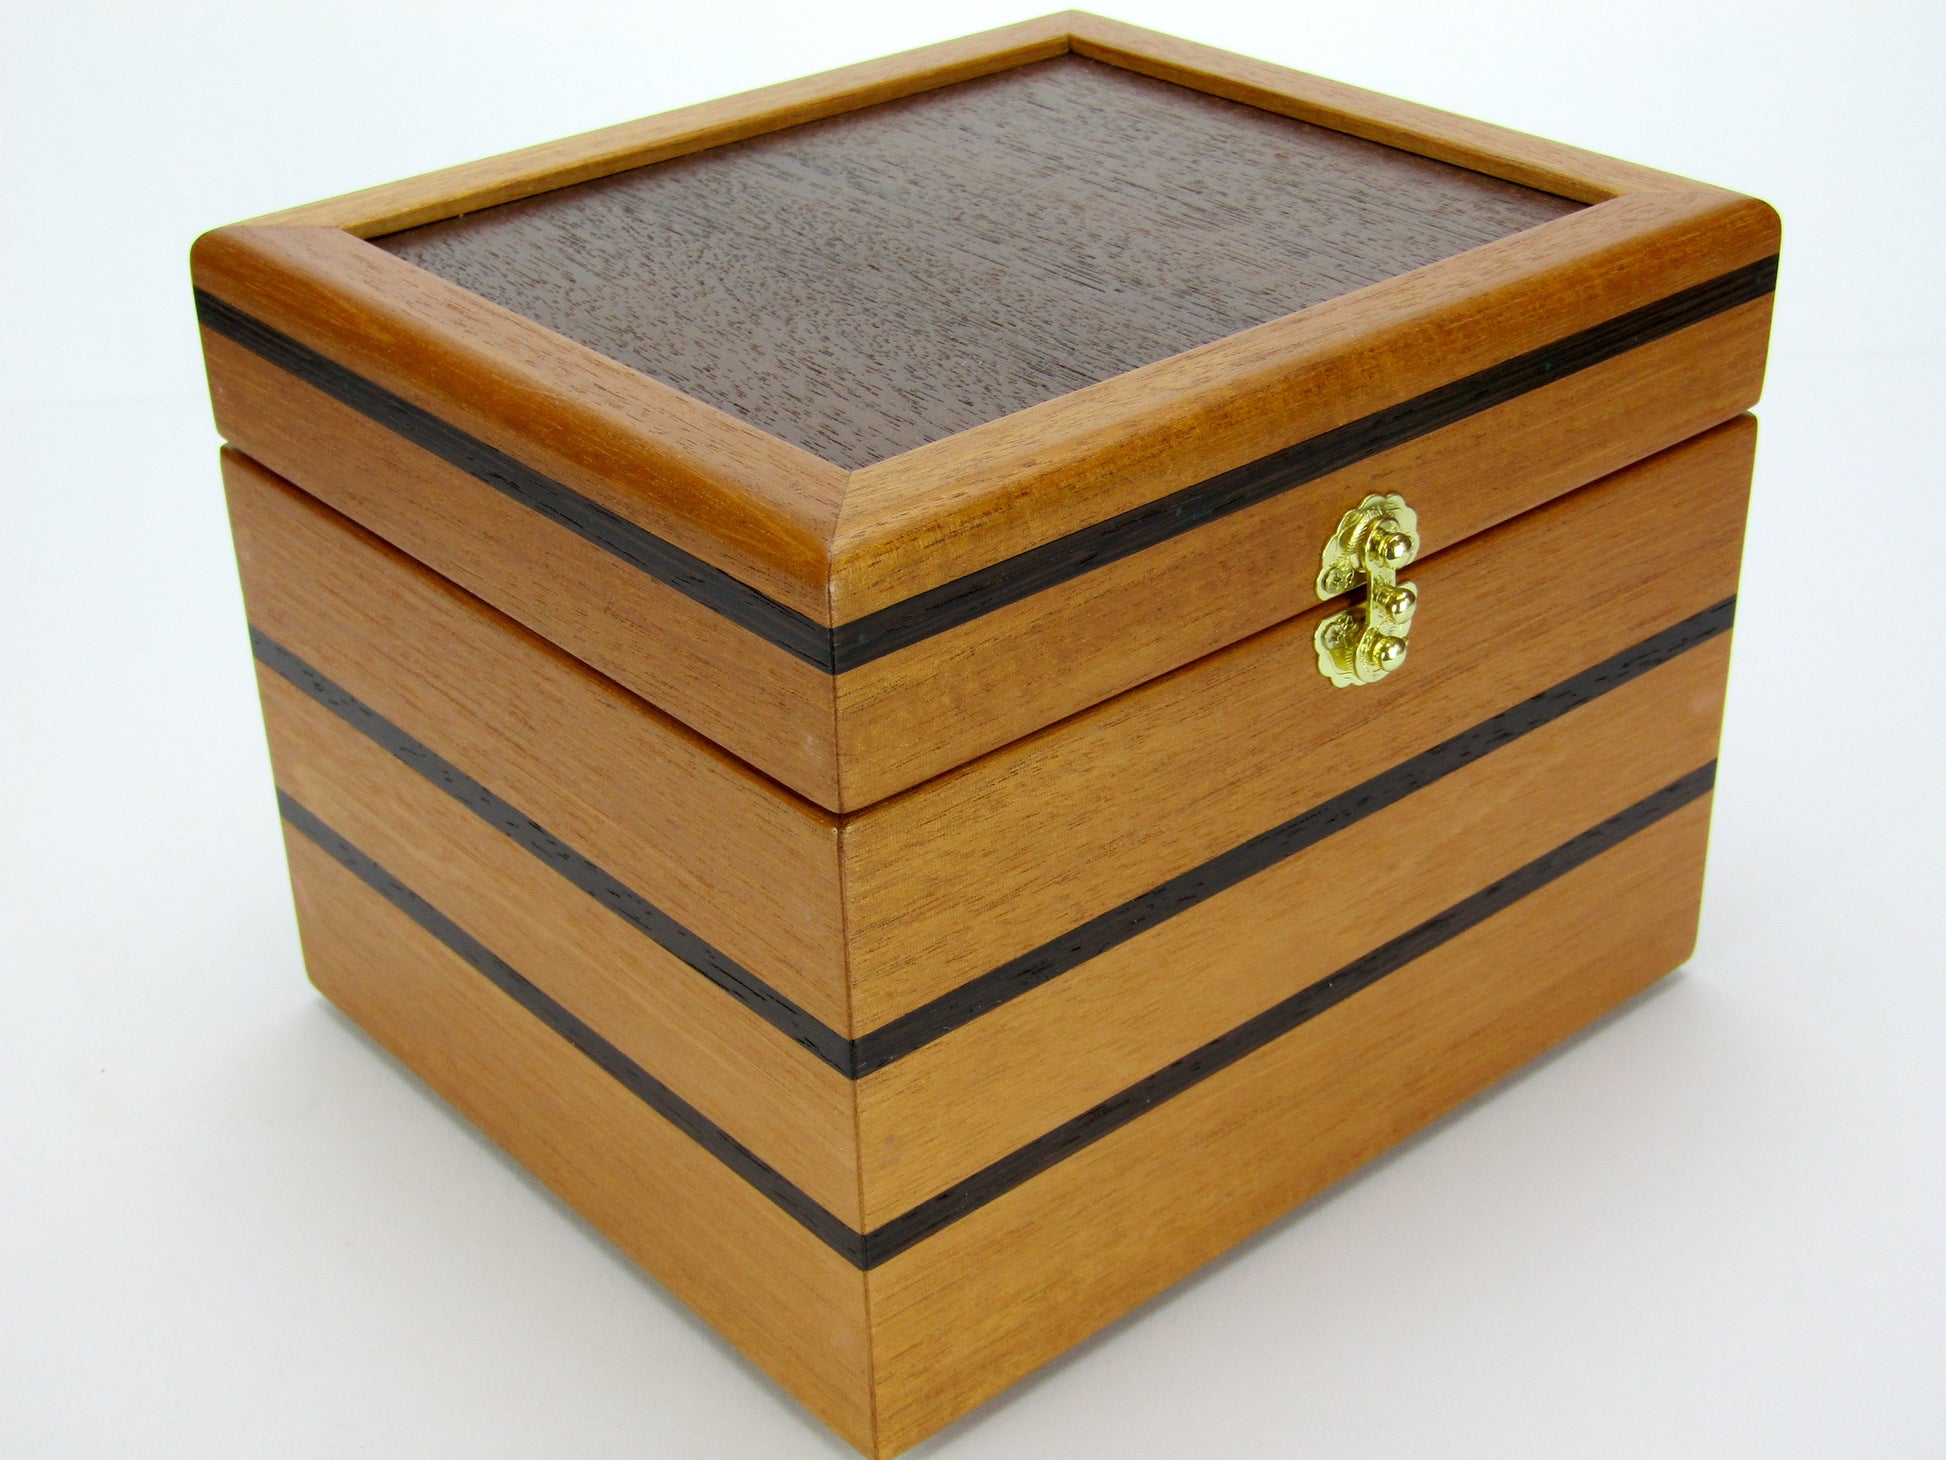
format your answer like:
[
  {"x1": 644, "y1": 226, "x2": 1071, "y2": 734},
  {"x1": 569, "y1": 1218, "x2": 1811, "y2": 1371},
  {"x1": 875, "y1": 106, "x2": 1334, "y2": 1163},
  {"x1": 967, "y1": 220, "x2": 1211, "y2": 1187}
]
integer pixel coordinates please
[
  {"x1": 222, "y1": 449, "x2": 853, "y2": 1035},
  {"x1": 864, "y1": 794, "x2": 1713, "y2": 1455},
  {"x1": 839, "y1": 417, "x2": 1754, "y2": 1031},
  {"x1": 239, "y1": 470, "x2": 1738, "y2": 1234},
  {"x1": 224, "y1": 420, "x2": 1750, "y2": 1056},
  {"x1": 260, "y1": 667, "x2": 862, "y2": 1226},
  {"x1": 283, "y1": 831, "x2": 878, "y2": 1454},
  {"x1": 853, "y1": 635, "x2": 1730, "y2": 1227}
]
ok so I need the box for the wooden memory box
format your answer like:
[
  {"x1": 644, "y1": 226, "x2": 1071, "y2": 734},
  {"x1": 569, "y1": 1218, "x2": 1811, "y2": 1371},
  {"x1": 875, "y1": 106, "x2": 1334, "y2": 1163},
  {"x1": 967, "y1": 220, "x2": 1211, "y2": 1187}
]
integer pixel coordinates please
[{"x1": 193, "y1": 14, "x2": 1776, "y2": 1456}]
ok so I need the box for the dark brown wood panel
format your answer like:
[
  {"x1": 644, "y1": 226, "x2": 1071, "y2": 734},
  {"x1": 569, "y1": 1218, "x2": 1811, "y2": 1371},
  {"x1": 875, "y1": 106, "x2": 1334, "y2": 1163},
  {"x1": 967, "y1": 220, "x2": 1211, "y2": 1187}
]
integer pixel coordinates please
[{"x1": 380, "y1": 55, "x2": 1578, "y2": 469}]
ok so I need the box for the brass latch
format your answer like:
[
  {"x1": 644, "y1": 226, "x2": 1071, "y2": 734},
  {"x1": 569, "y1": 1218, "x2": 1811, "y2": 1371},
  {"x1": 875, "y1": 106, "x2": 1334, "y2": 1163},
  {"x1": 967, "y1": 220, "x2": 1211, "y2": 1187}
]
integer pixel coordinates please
[{"x1": 1314, "y1": 494, "x2": 1420, "y2": 688}]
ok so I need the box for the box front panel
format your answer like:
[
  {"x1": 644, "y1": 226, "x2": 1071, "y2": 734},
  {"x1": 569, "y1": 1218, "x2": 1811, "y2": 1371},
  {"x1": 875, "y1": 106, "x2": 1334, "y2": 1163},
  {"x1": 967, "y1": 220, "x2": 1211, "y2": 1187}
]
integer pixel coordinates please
[
  {"x1": 841, "y1": 417, "x2": 1755, "y2": 1029},
  {"x1": 852, "y1": 633, "x2": 1731, "y2": 1227},
  {"x1": 865, "y1": 794, "x2": 1714, "y2": 1453}
]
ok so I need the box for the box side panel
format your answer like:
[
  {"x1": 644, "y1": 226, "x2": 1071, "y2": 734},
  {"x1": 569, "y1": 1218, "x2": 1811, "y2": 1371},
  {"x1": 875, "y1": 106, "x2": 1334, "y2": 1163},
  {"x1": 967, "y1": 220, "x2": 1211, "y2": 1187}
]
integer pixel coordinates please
[
  {"x1": 842, "y1": 416, "x2": 1755, "y2": 1030},
  {"x1": 258, "y1": 667, "x2": 862, "y2": 1226},
  {"x1": 280, "y1": 830, "x2": 877, "y2": 1453},
  {"x1": 866, "y1": 793, "x2": 1714, "y2": 1455},
  {"x1": 220, "y1": 450, "x2": 853, "y2": 1037}
]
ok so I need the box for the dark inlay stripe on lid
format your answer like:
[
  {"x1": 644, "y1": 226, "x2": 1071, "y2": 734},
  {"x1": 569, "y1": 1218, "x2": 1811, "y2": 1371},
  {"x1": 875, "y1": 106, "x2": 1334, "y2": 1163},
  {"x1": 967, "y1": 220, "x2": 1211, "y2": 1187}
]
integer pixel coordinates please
[
  {"x1": 197, "y1": 290, "x2": 836, "y2": 670},
  {"x1": 829, "y1": 258, "x2": 1776, "y2": 668},
  {"x1": 196, "y1": 254, "x2": 1774, "y2": 672}
]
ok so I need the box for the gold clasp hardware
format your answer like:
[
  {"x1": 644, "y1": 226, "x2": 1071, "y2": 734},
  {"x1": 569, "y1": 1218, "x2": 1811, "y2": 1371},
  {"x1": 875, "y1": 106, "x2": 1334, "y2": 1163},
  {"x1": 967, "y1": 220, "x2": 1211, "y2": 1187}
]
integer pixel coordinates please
[{"x1": 1314, "y1": 493, "x2": 1420, "y2": 688}]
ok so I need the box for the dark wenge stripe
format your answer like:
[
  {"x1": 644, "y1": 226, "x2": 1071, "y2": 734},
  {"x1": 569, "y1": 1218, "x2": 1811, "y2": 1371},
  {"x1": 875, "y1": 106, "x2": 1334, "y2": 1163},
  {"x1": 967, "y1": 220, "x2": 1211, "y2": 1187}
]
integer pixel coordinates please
[
  {"x1": 850, "y1": 597, "x2": 1735, "y2": 1074},
  {"x1": 195, "y1": 290, "x2": 836, "y2": 671},
  {"x1": 829, "y1": 256, "x2": 1776, "y2": 667},
  {"x1": 249, "y1": 628, "x2": 852, "y2": 1074},
  {"x1": 198, "y1": 256, "x2": 1774, "y2": 673},
  {"x1": 279, "y1": 769, "x2": 1712, "y2": 1269},
  {"x1": 278, "y1": 791, "x2": 868, "y2": 1266},
  {"x1": 858, "y1": 762, "x2": 1717, "y2": 1265}
]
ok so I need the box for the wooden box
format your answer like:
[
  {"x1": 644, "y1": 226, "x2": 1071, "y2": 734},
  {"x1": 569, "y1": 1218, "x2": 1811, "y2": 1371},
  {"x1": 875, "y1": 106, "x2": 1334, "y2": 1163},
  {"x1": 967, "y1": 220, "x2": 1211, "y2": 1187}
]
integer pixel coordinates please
[{"x1": 193, "y1": 15, "x2": 1776, "y2": 1455}]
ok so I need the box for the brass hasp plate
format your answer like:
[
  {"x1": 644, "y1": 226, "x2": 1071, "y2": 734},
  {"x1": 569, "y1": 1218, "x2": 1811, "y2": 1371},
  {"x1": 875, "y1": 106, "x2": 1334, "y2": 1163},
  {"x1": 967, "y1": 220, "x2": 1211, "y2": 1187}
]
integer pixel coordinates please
[{"x1": 1314, "y1": 494, "x2": 1420, "y2": 687}]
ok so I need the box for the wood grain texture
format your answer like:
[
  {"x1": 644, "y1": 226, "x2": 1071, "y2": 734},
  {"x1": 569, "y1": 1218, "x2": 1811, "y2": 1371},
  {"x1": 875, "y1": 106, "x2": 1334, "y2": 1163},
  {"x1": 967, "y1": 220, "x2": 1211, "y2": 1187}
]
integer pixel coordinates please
[
  {"x1": 224, "y1": 418, "x2": 1750, "y2": 1054},
  {"x1": 864, "y1": 792, "x2": 1714, "y2": 1456},
  {"x1": 829, "y1": 293, "x2": 1771, "y2": 802},
  {"x1": 198, "y1": 23, "x2": 1775, "y2": 1453},
  {"x1": 220, "y1": 449, "x2": 854, "y2": 1036},
  {"x1": 259, "y1": 667, "x2": 862, "y2": 1225},
  {"x1": 852, "y1": 634, "x2": 1729, "y2": 1226},
  {"x1": 839, "y1": 416, "x2": 1755, "y2": 1031},
  {"x1": 203, "y1": 333, "x2": 846, "y2": 803},
  {"x1": 380, "y1": 55, "x2": 1578, "y2": 470},
  {"x1": 282, "y1": 830, "x2": 878, "y2": 1454},
  {"x1": 830, "y1": 187, "x2": 1776, "y2": 621},
  {"x1": 227, "y1": 428, "x2": 1737, "y2": 1093}
]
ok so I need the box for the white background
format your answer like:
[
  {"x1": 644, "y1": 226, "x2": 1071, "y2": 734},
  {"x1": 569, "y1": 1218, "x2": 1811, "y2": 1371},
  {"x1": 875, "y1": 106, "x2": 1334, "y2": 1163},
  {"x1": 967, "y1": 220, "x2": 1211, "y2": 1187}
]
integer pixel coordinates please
[{"x1": 4, "y1": 1, "x2": 1943, "y2": 1455}]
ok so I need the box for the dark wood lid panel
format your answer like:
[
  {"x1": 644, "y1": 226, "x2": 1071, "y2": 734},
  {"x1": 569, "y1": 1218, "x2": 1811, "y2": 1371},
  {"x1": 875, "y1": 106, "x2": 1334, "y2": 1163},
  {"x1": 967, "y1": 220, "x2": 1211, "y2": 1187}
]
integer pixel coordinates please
[{"x1": 379, "y1": 56, "x2": 1579, "y2": 469}]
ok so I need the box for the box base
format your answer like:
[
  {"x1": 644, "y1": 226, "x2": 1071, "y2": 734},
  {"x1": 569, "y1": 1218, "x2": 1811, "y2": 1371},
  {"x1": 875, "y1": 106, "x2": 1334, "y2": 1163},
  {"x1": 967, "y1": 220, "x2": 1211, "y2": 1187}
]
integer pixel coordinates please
[{"x1": 278, "y1": 783, "x2": 1709, "y2": 1456}]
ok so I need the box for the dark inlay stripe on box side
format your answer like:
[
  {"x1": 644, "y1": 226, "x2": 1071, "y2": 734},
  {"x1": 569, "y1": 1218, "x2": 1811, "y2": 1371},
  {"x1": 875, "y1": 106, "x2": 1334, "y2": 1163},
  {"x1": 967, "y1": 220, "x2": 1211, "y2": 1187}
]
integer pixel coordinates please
[
  {"x1": 253, "y1": 599, "x2": 1733, "y2": 1079},
  {"x1": 858, "y1": 762, "x2": 1716, "y2": 1264},
  {"x1": 197, "y1": 291, "x2": 837, "y2": 671},
  {"x1": 279, "y1": 769, "x2": 1714, "y2": 1269},
  {"x1": 279, "y1": 791, "x2": 868, "y2": 1267},
  {"x1": 250, "y1": 628, "x2": 854, "y2": 1074},
  {"x1": 196, "y1": 255, "x2": 1775, "y2": 673},
  {"x1": 853, "y1": 596, "x2": 1734, "y2": 1071}
]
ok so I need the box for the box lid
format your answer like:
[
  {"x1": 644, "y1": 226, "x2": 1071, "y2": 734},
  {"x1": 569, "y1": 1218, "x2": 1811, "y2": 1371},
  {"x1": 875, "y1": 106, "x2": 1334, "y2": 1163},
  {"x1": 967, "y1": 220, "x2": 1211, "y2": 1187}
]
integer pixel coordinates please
[{"x1": 192, "y1": 12, "x2": 1778, "y2": 811}]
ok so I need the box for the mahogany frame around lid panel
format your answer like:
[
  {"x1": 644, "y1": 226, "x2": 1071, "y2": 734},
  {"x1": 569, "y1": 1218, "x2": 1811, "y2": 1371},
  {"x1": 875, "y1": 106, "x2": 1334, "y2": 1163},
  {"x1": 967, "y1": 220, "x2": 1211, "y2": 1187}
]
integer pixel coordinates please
[
  {"x1": 192, "y1": 11, "x2": 1780, "y2": 807},
  {"x1": 208, "y1": 11, "x2": 1775, "y2": 598}
]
